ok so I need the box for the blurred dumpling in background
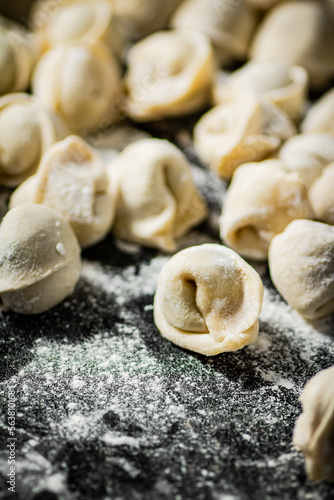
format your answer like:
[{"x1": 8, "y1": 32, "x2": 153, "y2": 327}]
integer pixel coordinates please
[
  {"x1": 0, "y1": 93, "x2": 68, "y2": 187},
  {"x1": 30, "y1": 0, "x2": 126, "y2": 58},
  {"x1": 171, "y1": 0, "x2": 258, "y2": 66},
  {"x1": 250, "y1": 0, "x2": 334, "y2": 89},
  {"x1": 301, "y1": 88, "x2": 334, "y2": 136},
  {"x1": 309, "y1": 162, "x2": 334, "y2": 226},
  {"x1": 0, "y1": 16, "x2": 40, "y2": 96},
  {"x1": 125, "y1": 30, "x2": 214, "y2": 121},
  {"x1": 279, "y1": 133, "x2": 334, "y2": 188},
  {"x1": 32, "y1": 40, "x2": 123, "y2": 133},
  {"x1": 194, "y1": 97, "x2": 296, "y2": 179},
  {"x1": 108, "y1": 139, "x2": 207, "y2": 251},
  {"x1": 213, "y1": 60, "x2": 308, "y2": 121}
]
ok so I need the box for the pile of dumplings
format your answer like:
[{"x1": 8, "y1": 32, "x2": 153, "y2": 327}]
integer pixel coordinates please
[{"x1": 0, "y1": 0, "x2": 334, "y2": 483}]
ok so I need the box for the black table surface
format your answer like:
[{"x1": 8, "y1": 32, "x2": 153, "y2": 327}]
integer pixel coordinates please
[{"x1": 0, "y1": 119, "x2": 334, "y2": 500}]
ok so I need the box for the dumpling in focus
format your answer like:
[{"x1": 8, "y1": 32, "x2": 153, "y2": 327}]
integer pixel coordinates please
[
  {"x1": 269, "y1": 220, "x2": 334, "y2": 319},
  {"x1": 125, "y1": 30, "x2": 215, "y2": 121},
  {"x1": 279, "y1": 133, "x2": 334, "y2": 188},
  {"x1": 32, "y1": 40, "x2": 122, "y2": 133},
  {"x1": 293, "y1": 366, "x2": 334, "y2": 482},
  {"x1": 301, "y1": 88, "x2": 334, "y2": 136},
  {"x1": 213, "y1": 60, "x2": 308, "y2": 121},
  {"x1": 309, "y1": 162, "x2": 334, "y2": 226},
  {"x1": 10, "y1": 136, "x2": 115, "y2": 248},
  {"x1": 0, "y1": 204, "x2": 81, "y2": 315},
  {"x1": 0, "y1": 93, "x2": 68, "y2": 187},
  {"x1": 154, "y1": 244, "x2": 264, "y2": 356},
  {"x1": 171, "y1": 0, "x2": 258, "y2": 65},
  {"x1": 220, "y1": 160, "x2": 313, "y2": 260},
  {"x1": 109, "y1": 139, "x2": 207, "y2": 251},
  {"x1": 194, "y1": 97, "x2": 296, "y2": 179},
  {"x1": 250, "y1": 0, "x2": 334, "y2": 89}
]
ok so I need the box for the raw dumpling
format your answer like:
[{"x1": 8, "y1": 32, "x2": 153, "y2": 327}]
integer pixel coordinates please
[
  {"x1": 170, "y1": 0, "x2": 258, "y2": 65},
  {"x1": 220, "y1": 160, "x2": 313, "y2": 260},
  {"x1": 269, "y1": 220, "x2": 334, "y2": 319},
  {"x1": 125, "y1": 30, "x2": 214, "y2": 121},
  {"x1": 309, "y1": 163, "x2": 334, "y2": 226},
  {"x1": 154, "y1": 244, "x2": 264, "y2": 356},
  {"x1": 0, "y1": 93, "x2": 68, "y2": 187},
  {"x1": 109, "y1": 139, "x2": 207, "y2": 251},
  {"x1": 113, "y1": 0, "x2": 182, "y2": 40},
  {"x1": 293, "y1": 366, "x2": 334, "y2": 482},
  {"x1": 194, "y1": 97, "x2": 296, "y2": 179},
  {"x1": 279, "y1": 133, "x2": 334, "y2": 188},
  {"x1": 301, "y1": 88, "x2": 334, "y2": 136},
  {"x1": 213, "y1": 60, "x2": 308, "y2": 121},
  {"x1": 0, "y1": 17, "x2": 40, "y2": 96},
  {"x1": 10, "y1": 136, "x2": 115, "y2": 248},
  {"x1": 32, "y1": 0, "x2": 125, "y2": 57},
  {"x1": 246, "y1": 0, "x2": 281, "y2": 9},
  {"x1": 250, "y1": 1, "x2": 334, "y2": 89},
  {"x1": 0, "y1": 204, "x2": 81, "y2": 315},
  {"x1": 32, "y1": 40, "x2": 122, "y2": 133}
]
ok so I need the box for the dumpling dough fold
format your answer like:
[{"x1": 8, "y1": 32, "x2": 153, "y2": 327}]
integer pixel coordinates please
[
  {"x1": 301, "y1": 88, "x2": 334, "y2": 136},
  {"x1": 293, "y1": 366, "x2": 334, "y2": 482},
  {"x1": 109, "y1": 139, "x2": 207, "y2": 251},
  {"x1": 154, "y1": 244, "x2": 263, "y2": 356}
]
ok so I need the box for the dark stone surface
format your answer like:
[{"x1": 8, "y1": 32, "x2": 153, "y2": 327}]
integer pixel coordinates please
[{"x1": 0, "y1": 119, "x2": 334, "y2": 500}]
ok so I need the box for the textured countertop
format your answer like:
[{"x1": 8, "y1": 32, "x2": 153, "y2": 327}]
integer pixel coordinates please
[{"x1": 0, "y1": 120, "x2": 334, "y2": 500}]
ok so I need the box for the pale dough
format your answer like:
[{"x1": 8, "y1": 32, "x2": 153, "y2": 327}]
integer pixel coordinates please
[
  {"x1": 301, "y1": 88, "x2": 334, "y2": 136},
  {"x1": 154, "y1": 244, "x2": 264, "y2": 356}
]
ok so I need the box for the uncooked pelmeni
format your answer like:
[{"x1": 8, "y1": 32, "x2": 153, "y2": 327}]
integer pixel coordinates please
[
  {"x1": 246, "y1": 0, "x2": 281, "y2": 9},
  {"x1": 170, "y1": 0, "x2": 258, "y2": 65},
  {"x1": 0, "y1": 204, "x2": 81, "y2": 315},
  {"x1": 125, "y1": 30, "x2": 214, "y2": 121},
  {"x1": 193, "y1": 97, "x2": 296, "y2": 179},
  {"x1": 269, "y1": 220, "x2": 334, "y2": 319},
  {"x1": 154, "y1": 244, "x2": 264, "y2": 356},
  {"x1": 0, "y1": 93, "x2": 68, "y2": 187},
  {"x1": 213, "y1": 60, "x2": 308, "y2": 121},
  {"x1": 109, "y1": 139, "x2": 207, "y2": 251},
  {"x1": 33, "y1": 0, "x2": 125, "y2": 57},
  {"x1": 250, "y1": 1, "x2": 334, "y2": 89},
  {"x1": 309, "y1": 163, "x2": 334, "y2": 226},
  {"x1": 293, "y1": 366, "x2": 334, "y2": 482},
  {"x1": 0, "y1": 17, "x2": 40, "y2": 96},
  {"x1": 220, "y1": 160, "x2": 313, "y2": 260},
  {"x1": 10, "y1": 136, "x2": 115, "y2": 248},
  {"x1": 301, "y1": 88, "x2": 334, "y2": 136},
  {"x1": 32, "y1": 40, "x2": 122, "y2": 133},
  {"x1": 279, "y1": 133, "x2": 334, "y2": 188}
]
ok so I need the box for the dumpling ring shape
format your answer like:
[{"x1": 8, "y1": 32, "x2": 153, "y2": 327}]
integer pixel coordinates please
[{"x1": 154, "y1": 244, "x2": 263, "y2": 356}]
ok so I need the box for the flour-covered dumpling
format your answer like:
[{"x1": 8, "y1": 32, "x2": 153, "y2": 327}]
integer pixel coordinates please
[
  {"x1": 250, "y1": 1, "x2": 334, "y2": 89},
  {"x1": 194, "y1": 97, "x2": 296, "y2": 179},
  {"x1": 279, "y1": 133, "x2": 334, "y2": 188},
  {"x1": 309, "y1": 163, "x2": 334, "y2": 226},
  {"x1": 171, "y1": 0, "x2": 258, "y2": 65},
  {"x1": 0, "y1": 204, "x2": 81, "y2": 315},
  {"x1": 109, "y1": 139, "x2": 207, "y2": 251},
  {"x1": 301, "y1": 88, "x2": 334, "y2": 136},
  {"x1": 0, "y1": 93, "x2": 68, "y2": 187},
  {"x1": 293, "y1": 366, "x2": 334, "y2": 482},
  {"x1": 32, "y1": 40, "x2": 122, "y2": 133},
  {"x1": 33, "y1": 0, "x2": 125, "y2": 57},
  {"x1": 213, "y1": 60, "x2": 308, "y2": 121},
  {"x1": 154, "y1": 244, "x2": 264, "y2": 356},
  {"x1": 113, "y1": 0, "x2": 182, "y2": 40},
  {"x1": 221, "y1": 160, "x2": 313, "y2": 260},
  {"x1": 10, "y1": 136, "x2": 115, "y2": 248},
  {"x1": 269, "y1": 220, "x2": 334, "y2": 319},
  {"x1": 125, "y1": 30, "x2": 214, "y2": 121},
  {"x1": 0, "y1": 18, "x2": 40, "y2": 96}
]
